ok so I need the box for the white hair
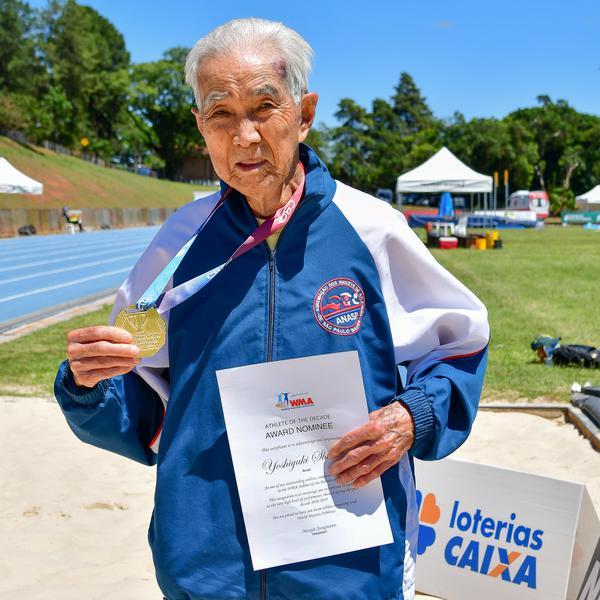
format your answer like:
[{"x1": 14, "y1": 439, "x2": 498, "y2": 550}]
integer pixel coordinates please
[{"x1": 184, "y1": 18, "x2": 314, "y2": 111}]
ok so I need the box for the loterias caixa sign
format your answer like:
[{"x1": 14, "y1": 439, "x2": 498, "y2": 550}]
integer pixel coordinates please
[{"x1": 414, "y1": 458, "x2": 600, "y2": 600}]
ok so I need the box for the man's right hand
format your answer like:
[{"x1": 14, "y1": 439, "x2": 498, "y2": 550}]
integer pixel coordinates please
[{"x1": 66, "y1": 326, "x2": 141, "y2": 389}]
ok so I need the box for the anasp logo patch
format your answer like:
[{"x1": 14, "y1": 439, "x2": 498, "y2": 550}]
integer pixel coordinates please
[{"x1": 313, "y1": 277, "x2": 365, "y2": 336}]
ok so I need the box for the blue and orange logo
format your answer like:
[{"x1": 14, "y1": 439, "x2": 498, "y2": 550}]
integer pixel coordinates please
[
  {"x1": 416, "y1": 490, "x2": 441, "y2": 555},
  {"x1": 313, "y1": 278, "x2": 365, "y2": 336}
]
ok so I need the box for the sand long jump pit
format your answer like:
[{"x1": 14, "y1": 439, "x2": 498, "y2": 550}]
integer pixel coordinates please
[{"x1": 0, "y1": 396, "x2": 598, "y2": 599}]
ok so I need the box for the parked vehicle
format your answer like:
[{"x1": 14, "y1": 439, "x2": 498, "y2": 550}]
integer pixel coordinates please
[
  {"x1": 375, "y1": 188, "x2": 394, "y2": 204},
  {"x1": 508, "y1": 190, "x2": 549, "y2": 219}
]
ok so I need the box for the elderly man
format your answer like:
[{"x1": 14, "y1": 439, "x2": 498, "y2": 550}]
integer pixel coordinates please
[{"x1": 54, "y1": 17, "x2": 488, "y2": 600}]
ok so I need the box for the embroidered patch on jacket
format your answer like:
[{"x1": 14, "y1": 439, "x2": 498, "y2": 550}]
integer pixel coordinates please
[{"x1": 313, "y1": 278, "x2": 365, "y2": 336}]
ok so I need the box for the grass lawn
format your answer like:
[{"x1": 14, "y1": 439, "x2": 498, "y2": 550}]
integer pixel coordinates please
[
  {"x1": 0, "y1": 135, "x2": 216, "y2": 209},
  {"x1": 0, "y1": 227, "x2": 598, "y2": 400},
  {"x1": 426, "y1": 226, "x2": 600, "y2": 401},
  {"x1": 0, "y1": 304, "x2": 112, "y2": 397}
]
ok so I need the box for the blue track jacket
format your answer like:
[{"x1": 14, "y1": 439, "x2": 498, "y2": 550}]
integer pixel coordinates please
[{"x1": 54, "y1": 144, "x2": 489, "y2": 600}]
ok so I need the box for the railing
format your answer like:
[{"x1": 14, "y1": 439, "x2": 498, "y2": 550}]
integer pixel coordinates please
[{"x1": 0, "y1": 207, "x2": 178, "y2": 237}]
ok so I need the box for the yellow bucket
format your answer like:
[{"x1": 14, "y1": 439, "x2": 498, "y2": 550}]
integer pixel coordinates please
[
  {"x1": 475, "y1": 237, "x2": 487, "y2": 251},
  {"x1": 485, "y1": 230, "x2": 499, "y2": 249}
]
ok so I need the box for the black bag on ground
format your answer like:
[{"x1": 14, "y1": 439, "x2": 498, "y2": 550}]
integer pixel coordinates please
[
  {"x1": 18, "y1": 224, "x2": 36, "y2": 236},
  {"x1": 571, "y1": 392, "x2": 600, "y2": 427},
  {"x1": 553, "y1": 345, "x2": 600, "y2": 368}
]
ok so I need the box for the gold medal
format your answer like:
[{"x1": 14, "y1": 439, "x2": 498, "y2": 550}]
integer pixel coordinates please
[{"x1": 114, "y1": 305, "x2": 166, "y2": 358}]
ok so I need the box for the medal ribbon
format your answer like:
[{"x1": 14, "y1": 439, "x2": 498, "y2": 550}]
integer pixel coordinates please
[{"x1": 136, "y1": 164, "x2": 305, "y2": 315}]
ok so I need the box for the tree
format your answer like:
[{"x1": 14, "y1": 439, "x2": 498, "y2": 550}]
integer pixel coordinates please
[
  {"x1": 305, "y1": 126, "x2": 329, "y2": 160},
  {"x1": 328, "y1": 98, "x2": 377, "y2": 190},
  {"x1": 329, "y1": 75, "x2": 444, "y2": 192},
  {"x1": 0, "y1": 91, "x2": 28, "y2": 131},
  {"x1": 367, "y1": 98, "x2": 407, "y2": 190},
  {"x1": 31, "y1": 85, "x2": 74, "y2": 144},
  {"x1": 0, "y1": 0, "x2": 45, "y2": 95},
  {"x1": 392, "y1": 72, "x2": 436, "y2": 135},
  {"x1": 443, "y1": 116, "x2": 538, "y2": 191},
  {"x1": 128, "y1": 47, "x2": 201, "y2": 179},
  {"x1": 0, "y1": 0, "x2": 48, "y2": 134},
  {"x1": 507, "y1": 96, "x2": 600, "y2": 212},
  {"x1": 36, "y1": 0, "x2": 130, "y2": 153}
]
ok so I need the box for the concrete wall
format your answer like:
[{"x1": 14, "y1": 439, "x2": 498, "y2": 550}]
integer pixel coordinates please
[{"x1": 0, "y1": 207, "x2": 178, "y2": 236}]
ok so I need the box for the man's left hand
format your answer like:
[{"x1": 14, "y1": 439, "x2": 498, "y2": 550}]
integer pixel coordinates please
[{"x1": 328, "y1": 402, "x2": 415, "y2": 489}]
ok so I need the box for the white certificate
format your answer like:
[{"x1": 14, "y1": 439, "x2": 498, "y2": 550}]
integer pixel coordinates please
[{"x1": 216, "y1": 350, "x2": 393, "y2": 570}]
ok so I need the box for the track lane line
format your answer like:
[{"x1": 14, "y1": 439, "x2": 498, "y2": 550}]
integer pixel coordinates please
[
  {"x1": 0, "y1": 254, "x2": 141, "y2": 285},
  {"x1": 0, "y1": 267, "x2": 133, "y2": 304},
  {"x1": 0, "y1": 227, "x2": 158, "y2": 255},
  {"x1": 0, "y1": 232, "x2": 153, "y2": 254},
  {"x1": 0, "y1": 235, "x2": 153, "y2": 262},
  {"x1": 0, "y1": 242, "x2": 148, "y2": 273}
]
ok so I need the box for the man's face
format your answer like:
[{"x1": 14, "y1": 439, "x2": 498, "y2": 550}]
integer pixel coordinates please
[{"x1": 193, "y1": 49, "x2": 317, "y2": 198}]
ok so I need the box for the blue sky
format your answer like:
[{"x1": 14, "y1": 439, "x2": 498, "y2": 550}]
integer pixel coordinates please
[{"x1": 31, "y1": 0, "x2": 600, "y2": 127}]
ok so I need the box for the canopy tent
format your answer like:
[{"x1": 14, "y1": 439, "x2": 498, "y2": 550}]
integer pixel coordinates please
[
  {"x1": 0, "y1": 157, "x2": 43, "y2": 194},
  {"x1": 576, "y1": 185, "x2": 600, "y2": 204},
  {"x1": 396, "y1": 147, "x2": 492, "y2": 194}
]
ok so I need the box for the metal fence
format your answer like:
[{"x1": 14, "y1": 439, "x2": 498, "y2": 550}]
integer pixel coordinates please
[{"x1": 0, "y1": 207, "x2": 177, "y2": 237}]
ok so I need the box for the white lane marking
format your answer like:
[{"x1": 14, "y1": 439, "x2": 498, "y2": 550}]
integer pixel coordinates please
[
  {"x1": 0, "y1": 235, "x2": 153, "y2": 262},
  {"x1": 0, "y1": 267, "x2": 132, "y2": 304},
  {"x1": 0, "y1": 232, "x2": 153, "y2": 253},
  {"x1": 0, "y1": 227, "x2": 158, "y2": 254},
  {"x1": 0, "y1": 242, "x2": 147, "y2": 273},
  {"x1": 0, "y1": 253, "x2": 141, "y2": 284},
  {"x1": 0, "y1": 230, "x2": 154, "y2": 251}
]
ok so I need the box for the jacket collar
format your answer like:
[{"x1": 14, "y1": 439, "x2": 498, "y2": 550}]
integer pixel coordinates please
[{"x1": 219, "y1": 143, "x2": 336, "y2": 235}]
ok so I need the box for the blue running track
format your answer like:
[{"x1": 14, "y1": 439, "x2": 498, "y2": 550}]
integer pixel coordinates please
[{"x1": 0, "y1": 226, "x2": 159, "y2": 330}]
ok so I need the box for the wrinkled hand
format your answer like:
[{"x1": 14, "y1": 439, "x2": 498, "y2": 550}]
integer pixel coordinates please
[
  {"x1": 66, "y1": 326, "x2": 140, "y2": 389},
  {"x1": 328, "y1": 402, "x2": 415, "y2": 489}
]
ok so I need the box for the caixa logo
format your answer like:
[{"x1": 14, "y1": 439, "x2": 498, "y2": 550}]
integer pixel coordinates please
[
  {"x1": 275, "y1": 392, "x2": 314, "y2": 410},
  {"x1": 417, "y1": 490, "x2": 544, "y2": 589}
]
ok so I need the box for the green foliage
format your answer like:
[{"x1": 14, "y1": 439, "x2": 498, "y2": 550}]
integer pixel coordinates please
[
  {"x1": 427, "y1": 227, "x2": 600, "y2": 401},
  {"x1": 0, "y1": 91, "x2": 28, "y2": 131},
  {"x1": 327, "y1": 72, "x2": 447, "y2": 192},
  {"x1": 0, "y1": 304, "x2": 113, "y2": 397},
  {"x1": 325, "y1": 77, "x2": 600, "y2": 202},
  {"x1": 2, "y1": 0, "x2": 600, "y2": 192},
  {"x1": 0, "y1": 0, "x2": 45, "y2": 95},
  {"x1": 29, "y1": 85, "x2": 74, "y2": 144},
  {"x1": 35, "y1": 0, "x2": 131, "y2": 155},
  {"x1": 328, "y1": 98, "x2": 377, "y2": 189},
  {"x1": 548, "y1": 187, "x2": 575, "y2": 215},
  {"x1": 127, "y1": 46, "x2": 202, "y2": 179},
  {"x1": 506, "y1": 97, "x2": 599, "y2": 193},
  {"x1": 392, "y1": 72, "x2": 437, "y2": 135},
  {"x1": 304, "y1": 126, "x2": 329, "y2": 159}
]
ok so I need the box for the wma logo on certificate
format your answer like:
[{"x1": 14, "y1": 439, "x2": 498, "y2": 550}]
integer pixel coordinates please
[{"x1": 275, "y1": 392, "x2": 315, "y2": 410}]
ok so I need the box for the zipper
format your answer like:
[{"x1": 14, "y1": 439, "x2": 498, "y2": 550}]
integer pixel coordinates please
[
  {"x1": 261, "y1": 247, "x2": 276, "y2": 600},
  {"x1": 266, "y1": 248, "x2": 277, "y2": 362},
  {"x1": 260, "y1": 568, "x2": 267, "y2": 600},
  {"x1": 261, "y1": 183, "x2": 302, "y2": 598}
]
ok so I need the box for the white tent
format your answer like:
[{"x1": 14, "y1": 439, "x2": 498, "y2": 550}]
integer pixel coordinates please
[
  {"x1": 396, "y1": 147, "x2": 492, "y2": 194},
  {"x1": 576, "y1": 185, "x2": 600, "y2": 204},
  {"x1": 0, "y1": 157, "x2": 43, "y2": 194}
]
